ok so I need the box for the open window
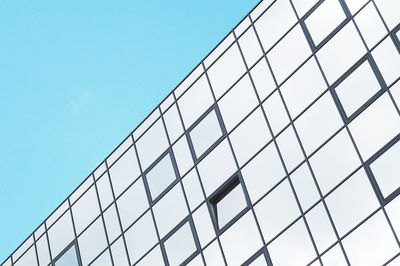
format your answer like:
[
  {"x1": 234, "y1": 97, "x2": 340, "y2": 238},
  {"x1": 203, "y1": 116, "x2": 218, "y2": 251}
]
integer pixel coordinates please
[{"x1": 53, "y1": 242, "x2": 81, "y2": 266}]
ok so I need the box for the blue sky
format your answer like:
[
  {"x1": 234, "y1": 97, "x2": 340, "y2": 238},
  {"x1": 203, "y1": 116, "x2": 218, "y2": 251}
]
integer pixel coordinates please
[{"x1": 0, "y1": 0, "x2": 259, "y2": 262}]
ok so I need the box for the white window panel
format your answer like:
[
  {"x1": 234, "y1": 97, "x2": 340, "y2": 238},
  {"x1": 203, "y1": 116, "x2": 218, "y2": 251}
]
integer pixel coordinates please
[
  {"x1": 268, "y1": 219, "x2": 317, "y2": 266},
  {"x1": 343, "y1": 211, "x2": 398, "y2": 266},
  {"x1": 216, "y1": 184, "x2": 247, "y2": 228},
  {"x1": 136, "y1": 246, "x2": 164, "y2": 266},
  {"x1": 370, "y1": 140, "x2": 400, "y2": 198},
  {"x1": 197, "y1": 140, "x2": 237, "y2": 196},
  {"x1": 178, "y1": 75, "x2": 214, "y2": 128},
  {"x1": 14, "y1": 246, "x2": 37, "y2": 266},
  {"x1": 48, "y1": 210, "x2": 75, "y2": 258},
  {"x1": 207, "y1": 44, "x2": 247, "y2": 100},
  {"x1": 305, "y1": 0, "x2": 347, "y2": 46},
  {"x1": 182, "y1": 169, "x2": 204, "y2": 211},
  {"x1": 309, "y1": 129, "x2": 360, "y2": 194},
  {"x1": 220, "y1": 212, "x2": 263, "y2": 266},
  {"x1": 326, "y1": 169, "x2": 379, "y2": 236},
  {"x1": 241, "y1": 142, "x2": 285, "y2": 203},
  {"x1": 108, "y1": 146, "x2": 140, "y2": 197},
  {"x1": 254, "y1": 0, "x2": 297, "y2": 52},
  {"x1": 306, "y1": 203, "x2": 337, "y2": 253},
  {"x1": 374, "y1": 0, "x2": 400, "y2": 30},
  {"x1": 295, "y1": 92, "x2": 343, "y2": 155},
  {"x1": 291, "y1": 163, "x2": 320, "y2": 211},
  {"x1": 268, "y1": 25, "x2": 311, "y2": 84},
  {"x1": 255, "y1": 179, "x2": 300, "y2": 242},
  {"x1": 136, "y1": 119, "x2": 169, "y2": 171},
  {"x1": 372, "y1": 37, "x2": 400, "y2": 85},
  {"x1": 263, "y1": 91, "x2": 289, "y2": 135},
  {"x1": 96, "y1": 173, "x2": 114, "y2": 211},
  {"x1": 172, "y1": 136, "x2": 193, "y2": 177},
  {"x1": 238, "y1": 27, "x2": 263, "y2": 68},
  {"x1": 193, "y1": 203, "x2": 215, "y2": 248},
  {"x1": 90, "y1": 250, "x2": 112, "y2": 266},
  {"x1": 292, "y1": 0, "x2": 319, "y2": 17},
  {"x1": 117, "y1": 178, "x2": 148, "y2": 230},
  {"x1": 218, "y1": 75, "x2": 259, "y2": 132},
  {"x1": 349, "y1": 93, "x2": 400, "y2": 160},
  {"x1": 230, "y1": 108, "x2": 271, "y2": 166},
  {"x1": 153, "y1": 183, "x2": 188, "y2": 238},
  {"x1": 335, "y1": 60, "x2": 381, "y2": 117},
  {"x1": 110, "y1": 237, "x2": 129, "y2": 266},
  {"x1": 190, "y1": 109, "x2": 223, "y2": 158},
  {"x1": 276, "y1": 125, "x2": 304, "y2": 172},
  {"x1": 203, "y1": 240, "x2": 225, "y2": 266},
  {"x1": 321, "y1": 244, "x2": 348, "y2": 266},
  {"x1": 103, "y1": 204, "x2": 121, "y2": 243},
  {"x1": 280, "y1": 57, "x2": 326, "y2": 119},
  {"x1": 146, "y1": 153, "x2": 176, "y2": 200},
  {"x1": 164, "y1": 103, "x2": 184, "y2": 143},
  {"x1": 317, "y1": 22, "x2": 367, "y2": 84},
  {"x1": 125, "y1": 211, "x2": 158, "y2": 264},
  {"x1": 36, "y1": 234, "x2": 50, "y2": 266},
  {"x1": 250, "y1": 58, "x2": 276, "y2": 101},
  {"x1": 78, "y1": 217, "x2": 108, "y2": 266},
  {"x1": 71, "y1": 186, "x2": 100, "y2": 235},
  {"x1": 165, "y1": 222, "x2": 197, "y2": 266},
  {"x1": 354, "y1": 2, "x2": 387, "y2": 49}
]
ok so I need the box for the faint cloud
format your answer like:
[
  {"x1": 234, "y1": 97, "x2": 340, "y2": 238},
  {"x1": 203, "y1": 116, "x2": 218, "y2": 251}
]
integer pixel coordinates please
[{"x1": 70, "y1": 90, "x2": 91, "y2": 116}]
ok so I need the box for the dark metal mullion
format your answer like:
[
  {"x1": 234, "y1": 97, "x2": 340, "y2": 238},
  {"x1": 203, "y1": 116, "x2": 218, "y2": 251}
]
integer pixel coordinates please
[
  {"x1": 67, "y1": 199, "x2": 83, "y2": 266},
  {"x1": 103, "y1": 161, "x2": 132, "y2": 266},
  {"x1": 173, "y1": 90, "x2": 228, "y2": 266},
  {"x1": 44, "y1": 222, "x2": 53, "y2": 265},
  {"x1": 32, "y1": 226, "x2": 40, "y2": 266},
  {"x1": 158, "y1": 105, "x2": 204, "y2": 264}
]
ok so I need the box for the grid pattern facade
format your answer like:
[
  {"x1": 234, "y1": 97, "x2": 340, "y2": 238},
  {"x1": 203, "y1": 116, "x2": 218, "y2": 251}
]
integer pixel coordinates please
[{"x1": 3, "y1": 0, "x2": 400, "y2": 265}]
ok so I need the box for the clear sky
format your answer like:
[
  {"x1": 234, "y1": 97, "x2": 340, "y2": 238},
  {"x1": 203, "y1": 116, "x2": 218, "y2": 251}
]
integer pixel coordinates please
[{"x1": 0, "y1": 0, "x2": 259, "y2": 262}]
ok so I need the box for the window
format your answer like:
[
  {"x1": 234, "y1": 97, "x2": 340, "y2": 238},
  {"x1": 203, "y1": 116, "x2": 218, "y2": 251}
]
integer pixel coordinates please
[
  {"x1": 250, "y1": 58, "x2": 275, "y2": 101},
  {"x1": 263, "y1": 91, "x2": 289, "y2": 136},
  {"x1": 53, "y1": 243, "x2": 80, "y2": 266},
  {"x1": 371, "y1": 36, "x2": 400, "y2": 85},
  {"x1": 209, "y1": 176, "x2": 248, "y2": 229},
  {"x1": 163, "y1": 103, "x2": 184, "y2": 143},
  {"x1": 374, "y1": 0, "x2": 399, "y2": 30},
  {"x1": 238, "y1": 27, "x2": 263, "y2": 68},
  {"x1": 144, "y1": 152, "x2": 177, "y2": 201},
  {"x1": 189, "y1": 108, "x2": 223, "y2": 159}
]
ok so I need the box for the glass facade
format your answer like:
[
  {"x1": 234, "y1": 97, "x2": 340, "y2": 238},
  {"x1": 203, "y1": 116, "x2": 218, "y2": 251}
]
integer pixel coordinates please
[{"x1": 3, "y1": 0, "x2": 400, "y2": 265}]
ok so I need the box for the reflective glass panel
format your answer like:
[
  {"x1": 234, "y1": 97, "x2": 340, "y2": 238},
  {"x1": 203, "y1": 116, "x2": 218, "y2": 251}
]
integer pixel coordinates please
[
  {"x1": 146, "y1": 153, "x2": 177, "y2": 200},
  {"x1": 54, "y1": 245, "x2": 79, "y2": 266},
  {"x1": 372, "y1": 36, "x2": 400, "y2": 85},
  {"x1": 78, "y1": 217, "x2": 108, "y2": 266},
  {"x1": 215, "y1": 182, "x2": 247, "y2": 228}
]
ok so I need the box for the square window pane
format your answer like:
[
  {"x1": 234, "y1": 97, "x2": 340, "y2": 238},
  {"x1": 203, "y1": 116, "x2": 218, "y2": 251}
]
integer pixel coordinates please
[
  {"x1": 117, "y1": 178, "x2": 149, "y2": 230},
  {"x1": 183, "y1": 169, "x2": 204, "y2": 211},
  {"x1": 370, "y1": 140, "x2": 400, "y2": 198},
  {"x1": 164, "y1": 103, "x2": 184, "y2": 143},
  {"x1": 145, "y1": 152, "x2": 177, "y2": 200},
  {"x1": 136, "y1": 246, "x2": 164, "y2": 266},
  {"x1": 165, "y1": 221, "x2": 197, "y2": 266},
  {"x1": 295, "y1": 92, "x2": 343, "y2": 154},
  {"x1": 374, "y1": 0, "x2": 400, "y2": 30},
  {"x1": 268, "y1": 25, "x2": 311, "y2": 84},
  {"x1": 54, "y1": 245, "x2": 79, "y2": 266},
  {"x1": 305, "y1": 0, "x2": 346, "y2": 46},
  {"x1": 280, "y1": 57, "x2": 326, "y2": 119},
  {"x1": 78, "y1": 217, "x2": 108, "y2": 266},
  {"x1": 321, "y1": 244, "x2": 347, "y2": 266},
  {"x1": 242, "y1": 142, "x2": 285, "y2": 203},
  {"x1": 36, "y1": 235, "x2": 50, "y2": 266},
  {"x1": 71, "y1": 186, "x2": 100, "y2": 235},
  {"x1": 349, "y1": 93, "x2": 400, "y2": 160},
  {"x1": 263, "y1": 91, "x2": 289, "y2": 135},
  {"x1": 238, "y1": 27, "x2": 263, "y2": 68},
  {"x1": 254, "y1": 0, "x2": 297, "y2": 52},
  {"x1": 178, "y1": 74, "x2": 214, "y2": 128},
  {"x1": 343, "y1": 211, "x2": 398, "y2": 266},
  {"x1": 136, "y1": 119, "x2": 169, "y2": 171},
  {"x1": 255, "y1": 179, "x2": 300, "y2": 242},
  {"x1": 103, "y1": 204, "x2": 121, "y2": 243},
  {"x1": 326, "y1": 169, "x2": 379, "y2": 236},
  {"x1": 197, "y1": 140, "x2": 237, "y2": 196},
  {"x1": 220, "y1": 211, "x2": 263, "y2": 266},
  {"x1": 207, "y1": 44, "x2": 247, "y2": 100},
  {"x1": 276, "y1": 125, "x2": 304, "y2": 172},
  {"x1": 306, "y1": 203, "x2": 337, "y2": 253},
  {"x1": 309, "y1": 129, "x2": 360, "y2": 194},
  {"x1": 172, "y1": 135, "x2": 193, "y2": 177},
  {"x1": 153, "y1": 183, "x2": 188, "y2": 238},
  {"x1": 291, "y1": 163, "x2": 320, "y2": 211},
  {"x1": 125, "y1": 211, "x2": 158, "y2": 264},
  {"x1": 190, "y1": 109, "x2": 223, "y2": 158},
  {"x1": 108, "y1": 146, "x2": 140, "y2": 197},
  {"x1": 250, "y1": 58, "x2": 276, "y2": 101},
  {"x1": 335, "y1": 60, "x2": 382, "y2": 117},
  {"x1": 268, "y1": 219, "x2": 316, "y2": 266},
  {"x1": 218, "y1": 75, "x2": 259, "y2": 132},
  {"x1": 230, "y1": 108, "x2": 271, "y2": 166},
  {"x1": 193, "y1": 203, "x2": 215, "y2": 248},
  {"x1": 372, "y1": 36, "x2": 400, "y2": 85},
  {"x1": 317, "y1": 22, "x2": 367, "y2": 84},
  {"x1": 48, "y1": 210, "x2": 75, "y2": 258},
  {"x1": 354, "y1": 2, "x2": 387, "y2": 49}
]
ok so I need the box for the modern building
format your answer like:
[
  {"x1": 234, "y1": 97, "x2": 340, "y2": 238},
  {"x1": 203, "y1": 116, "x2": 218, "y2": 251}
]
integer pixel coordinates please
[{"x1": 2, "y1": 0, "x2": 400, "y2": 265}]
